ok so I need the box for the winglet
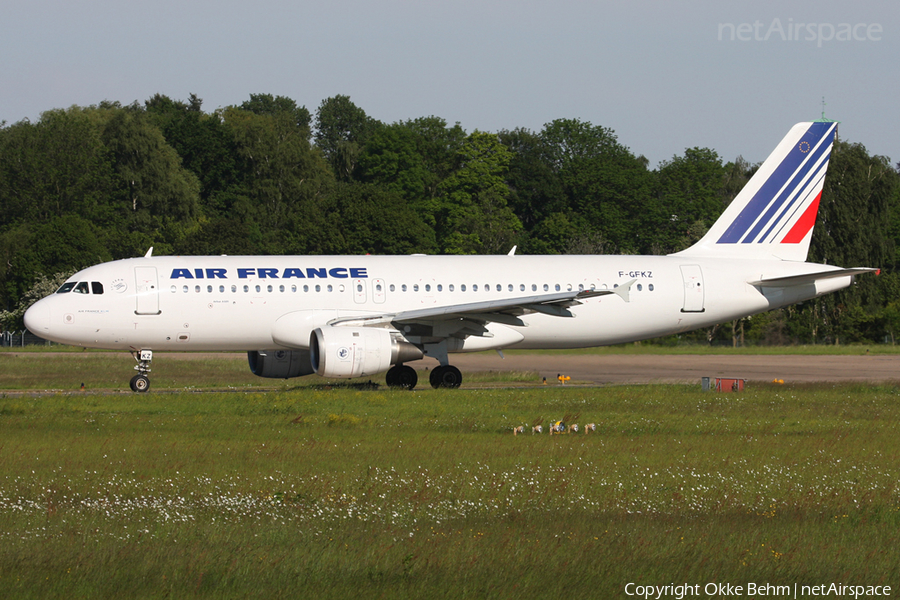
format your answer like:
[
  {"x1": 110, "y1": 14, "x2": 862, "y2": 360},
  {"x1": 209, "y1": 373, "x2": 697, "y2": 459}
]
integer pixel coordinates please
[{"x1": 612, "y1": 279, "x2": 637, "y2": 303}]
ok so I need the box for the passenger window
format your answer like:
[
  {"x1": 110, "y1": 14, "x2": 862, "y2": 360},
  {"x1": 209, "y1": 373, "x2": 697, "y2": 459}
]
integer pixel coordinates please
[
  {"x1": 243, "y1": 285, "x2": 249, "y2": 293},
  {"x1": 425, "y1": 284, "x2": 431, "y2": 292},
  {"x1": 219, "y1": 285, "x2": 225, "y2": 293},
  {"x1": 401, "y1": 284, "x2": 407, "y2": 292},
  {"x1": 74, "y1": 282, "x2": 89, "y2": 294},
  {"x1": 414, "y1": 284, "x2": 419, "y2": 292},
  {"x1": 449, "y1": 284, "x2": 454, "y2": 292},
  {"x1": 543, "y1": 284, "x2": 549, "y2": 292},
  {"x1": 56, "y1": 282, "x2": 76, "y2": 294},
  {"x1": 473, "y1": 284, "x2": 478, "y2": 291},
  {"x1": 183, "y1": 286, "x2": 188, "y2": 293},
  {"x1": 91, "y1": 282, "x2": 104, "y2": 294},
  {"x1": 532, "y1": 284, "x2": 537, "y2": 292},
  {"x1": 461, "y1": 284, "x2": 467, "y2": 292},
  {"x1": 437, "y1": 284, "x2": 442, "y2": 292},
  {"x1": 195, "y1": 285, "x2": 201, "y2": 293},
  {"x1": 649, "y1": 284, "x2": 655, "y2": 292},
  {"x1": 207, "y1": 285, "x2": 213, "y2": 293}
]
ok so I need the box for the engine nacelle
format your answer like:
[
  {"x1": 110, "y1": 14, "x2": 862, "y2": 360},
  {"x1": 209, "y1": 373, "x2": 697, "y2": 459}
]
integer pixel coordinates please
[
  {"x1": 309, "y1": 327, "x2": 423, "y2": 378},
  {"x1": 247, "y1": 349, "x2": 315, "y2": 379}
]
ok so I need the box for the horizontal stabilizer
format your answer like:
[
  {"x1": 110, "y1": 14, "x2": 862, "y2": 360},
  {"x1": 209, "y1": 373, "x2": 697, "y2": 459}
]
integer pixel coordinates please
[{"x1": 750, "y1": 268, "x2": 878, "y2": 288}]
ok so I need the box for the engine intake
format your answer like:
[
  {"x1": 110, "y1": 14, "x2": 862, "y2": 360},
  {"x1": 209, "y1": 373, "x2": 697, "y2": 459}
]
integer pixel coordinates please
[
  {"x1": 310, "y1": 327, "x2": 423, "y2": 378},
  {"x1": 247, "y1": 349, "x2": 315, "y2": 379}
]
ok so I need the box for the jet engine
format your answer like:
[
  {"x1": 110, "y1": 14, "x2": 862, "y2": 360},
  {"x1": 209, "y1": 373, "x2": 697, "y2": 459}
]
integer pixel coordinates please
[
  {"x1": 247, "y1": 349, "x2": 315, "y2": 379},
  {"x1": 309, "y1": 327, "x2": 423, "y2": 378}
]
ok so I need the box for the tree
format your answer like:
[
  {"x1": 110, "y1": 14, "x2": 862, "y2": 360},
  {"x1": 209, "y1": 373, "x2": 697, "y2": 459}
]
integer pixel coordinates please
[
  {"x1": 314, "y1": 95, "x2": 378, "y2": 181},
  {"x1": 538, "y1": 118, "x2": 656, "y2": 254},
  {"x1": 654, "y1": 147, "x2": 728, "y2": 254},
  {"x1": 0, "y1": 109, "x2": 120, "y2": 226},
  {"x1": 801, "y1": 139, "x2": 899, "y2": 343},
  {"x1": 92, "y1": 103, "x2": 201, "y2": 253},
  {"x1": 223, "y1": 105, "x2": 334, "y2": 253},
  {"x1": 357, "y1": 116, "x2": 467, "y2": 232},
  {"x1": 326, "y1": 183, "x2": 436, "y2": 254},
  {"x1": 436, "y1": 131, "x2": 522, "y2": 254},
  {"x1": 145, "y1": 94, "x2": 243, "y2": 216}
]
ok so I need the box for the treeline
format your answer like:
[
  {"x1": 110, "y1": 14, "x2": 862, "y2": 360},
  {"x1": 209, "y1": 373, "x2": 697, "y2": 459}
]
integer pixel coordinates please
[{"x1": 1, "y1": 93, "x2": 899, "y2": 344}]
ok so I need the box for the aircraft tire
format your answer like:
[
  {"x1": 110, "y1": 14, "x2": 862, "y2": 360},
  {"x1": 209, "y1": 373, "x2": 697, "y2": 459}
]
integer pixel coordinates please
[
  {"x1": 430, "y1": 365, "x2": 462, "y2": 389},
  {"x1": 132, "y1": 374, "x2": 151, "y2": 393},
  {"x1": 395, "y1": 365, "x2": 418, "y2": 389}
]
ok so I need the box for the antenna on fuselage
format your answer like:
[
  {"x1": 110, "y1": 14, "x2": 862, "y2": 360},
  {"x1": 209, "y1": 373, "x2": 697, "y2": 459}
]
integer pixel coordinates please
[{"x1": 144, "y1": 247, "x2": 153, "y2": 258}]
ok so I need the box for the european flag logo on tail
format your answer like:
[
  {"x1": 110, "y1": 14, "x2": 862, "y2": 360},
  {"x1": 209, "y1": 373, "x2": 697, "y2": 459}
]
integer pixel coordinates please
[{"x1": 675, "y1": 121, "x2": 837, "y2": 262}]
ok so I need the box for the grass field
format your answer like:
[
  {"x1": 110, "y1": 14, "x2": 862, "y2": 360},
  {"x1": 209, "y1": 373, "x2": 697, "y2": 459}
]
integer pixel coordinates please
[{"x1": 1, "y1": 355, "x2": 899, "y2": 598}]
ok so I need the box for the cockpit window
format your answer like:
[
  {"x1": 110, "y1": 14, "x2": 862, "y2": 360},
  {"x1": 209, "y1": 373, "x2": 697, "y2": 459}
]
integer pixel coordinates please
[
  {"x1": 91, "y1": 282, "x2": 104, "y2": 294},
  {"x1": 73, "y1": 282, "x2": 90, "y2": 294},
  {"x1": 56, "y1": 282, "x2": 76, "y2": 294}
]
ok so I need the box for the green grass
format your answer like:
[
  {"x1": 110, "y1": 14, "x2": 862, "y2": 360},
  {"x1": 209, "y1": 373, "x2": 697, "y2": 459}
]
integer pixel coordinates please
[{"x1": 1, "y1": 381, "x2": 898, "y2": 598}]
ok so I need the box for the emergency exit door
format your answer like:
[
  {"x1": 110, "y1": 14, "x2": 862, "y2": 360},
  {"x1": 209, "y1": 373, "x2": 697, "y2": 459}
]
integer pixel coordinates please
[{"x1": 680, "y1": 265, "x2": 705, "y2": 313}]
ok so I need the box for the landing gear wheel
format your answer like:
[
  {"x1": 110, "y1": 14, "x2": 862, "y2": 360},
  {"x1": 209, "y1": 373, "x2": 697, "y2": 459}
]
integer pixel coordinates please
[
  {"x1": 430, "y1": 365, "x2": 462, "y2": 389},
  {"x1": 386, "y1": 365, "x2": 418, "y2": 390},
  {"x1": 131, "y1": 374, "x2": 150, "y2": 393},
  {"x1": 130, "y1": 349, "x2": 153, "y2": 393}
]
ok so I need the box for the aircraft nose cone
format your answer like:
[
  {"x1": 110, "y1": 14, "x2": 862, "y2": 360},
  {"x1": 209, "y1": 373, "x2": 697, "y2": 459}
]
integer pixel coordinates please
[{"x1": 23, "y1": 300, "x2": 50, "y2": 335}]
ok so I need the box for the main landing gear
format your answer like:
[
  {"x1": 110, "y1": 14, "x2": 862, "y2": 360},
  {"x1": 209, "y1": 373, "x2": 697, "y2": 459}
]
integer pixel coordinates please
[
  {"x1": 430, "y1": 365, "x2": 462, "y2": 389},
  {"x1": 384, "y1": 364, "x2": 463, "y2": 390},
  {"x1": 129, "y1": 349, "x2": 153, "y2": 393},
  {"x1": 385, "y1": 364, "x2": 418, "y2": 389}
]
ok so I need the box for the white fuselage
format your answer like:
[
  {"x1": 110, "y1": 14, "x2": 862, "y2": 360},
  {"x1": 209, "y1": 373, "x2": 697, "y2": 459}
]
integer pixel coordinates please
[{"x1": 25, "y1": 254, "x2": 851, "y2": 354}]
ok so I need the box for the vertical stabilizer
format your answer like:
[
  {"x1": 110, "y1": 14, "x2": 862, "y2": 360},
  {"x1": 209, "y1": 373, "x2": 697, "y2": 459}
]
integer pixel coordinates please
[{"x1": 674, "y1": 121, "x2": 837, "y2": 261}]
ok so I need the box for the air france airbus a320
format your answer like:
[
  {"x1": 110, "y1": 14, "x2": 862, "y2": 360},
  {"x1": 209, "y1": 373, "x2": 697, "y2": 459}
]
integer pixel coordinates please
[{"x1": 25, "y1": 121, "x2": 876, "y2": 392}]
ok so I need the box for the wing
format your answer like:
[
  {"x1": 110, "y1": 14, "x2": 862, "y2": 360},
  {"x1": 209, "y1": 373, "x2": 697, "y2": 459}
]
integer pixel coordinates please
[{"x1": 327, "y1": 280, "x2": 637, "y2": 329}]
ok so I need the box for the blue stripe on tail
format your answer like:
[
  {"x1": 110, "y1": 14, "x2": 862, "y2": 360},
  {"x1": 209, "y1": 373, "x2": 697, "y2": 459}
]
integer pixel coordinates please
[{"x1": 716, "y1": 122, "x2": 836, "y2": 244}]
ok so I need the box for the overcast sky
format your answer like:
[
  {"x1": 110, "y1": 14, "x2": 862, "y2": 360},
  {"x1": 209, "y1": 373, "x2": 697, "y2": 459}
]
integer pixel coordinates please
[{"x1": 2, "y1": 0, "x2": 897, "y2": 167}]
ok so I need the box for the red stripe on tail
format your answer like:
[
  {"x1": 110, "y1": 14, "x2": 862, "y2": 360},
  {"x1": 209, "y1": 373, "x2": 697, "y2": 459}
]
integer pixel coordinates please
[{"x1": 781, "y1": 192, "x2": 821, "y2": 244}]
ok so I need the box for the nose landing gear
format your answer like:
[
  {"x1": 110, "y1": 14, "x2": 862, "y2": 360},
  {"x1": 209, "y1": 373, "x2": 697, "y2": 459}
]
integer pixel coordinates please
[{"x1": 130, "y1": 349, "x2": 153, "y2": 392}]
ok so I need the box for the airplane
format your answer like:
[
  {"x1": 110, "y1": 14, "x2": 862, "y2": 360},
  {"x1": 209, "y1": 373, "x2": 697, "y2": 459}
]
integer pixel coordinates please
[{"x1": 23, "y1": 120, "x2": 877, "y2": 392}]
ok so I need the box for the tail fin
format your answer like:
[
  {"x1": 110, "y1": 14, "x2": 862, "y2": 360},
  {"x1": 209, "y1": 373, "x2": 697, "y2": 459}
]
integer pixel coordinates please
[{"x1": 674, "y1": 121, "x2": 837, "y2": 261}]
